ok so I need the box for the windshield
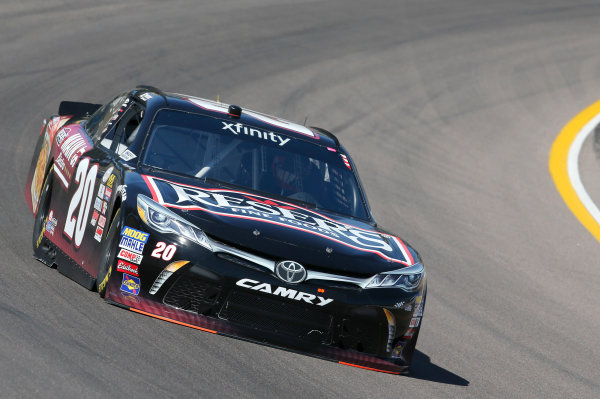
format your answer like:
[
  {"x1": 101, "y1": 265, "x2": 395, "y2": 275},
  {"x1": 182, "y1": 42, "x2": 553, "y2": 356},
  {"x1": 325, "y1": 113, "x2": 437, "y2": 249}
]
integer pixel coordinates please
[{"x1": 142, "y1": 109, "x2": 369, "y2": 219}]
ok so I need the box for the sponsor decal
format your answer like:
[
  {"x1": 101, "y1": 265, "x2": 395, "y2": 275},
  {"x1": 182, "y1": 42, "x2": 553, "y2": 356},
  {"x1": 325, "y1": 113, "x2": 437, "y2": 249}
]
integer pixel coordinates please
[
  {"x1": 413, "y1": 303, "x2": 423, "y2": 317},
  {"x1": 391, "y1": 341, "x2": 406, "y2": 359},
  {"x1": 55, "y1": 154, "x2": 66, "y2": 173},
  {"x1": 403, "y1": 328, "x2": 415, "y2": 338},
  {"x1": 117, "y1": 248, "x2": 143, "y2": 264},
  {"x1": 101, "y1": 201, "x2": 108, "y2": 214},
  {"x1": 104, "y1": 187, "x2": 112, "y2": 201},
  {"x1": 55, "y1": 128, "x2": 69, "y2": 146},
  {"x1": 90, "y1": 210, "x2": 99, "y2": 226},
  {"x1": 221, "y1": 122, "x2": 290, "y2": 146},
  {"x1": 138, "y1": 92, "x2": 154, "y2": 102},
  {"x1": 53, "y1": 128, "x2": 93, "y2": 188},
  {"x1": 236, "y1": 278, "x2": 333, "y2": 306},
  {"x1": 98, "y1": 264, "x2": 112, "y2": 294},
  {"x1": 116, "y1": 259, "x2": 139, "y2": 276},
  {"x1": 121, "y1": 226, "x2": 149, "y2": 243},
  {"x1": 98, "y1": 215, "x2": 106, "y2": 229},
  {"x1": 409, "y1": 317, "x2": 420, "y2": 328},
  {"x1": 116, "y1": 184, "x2": 127, "y2": 201},
  {"x1": 60, "y1": 132, "x2": 90, "y2": 164},
  {"x1": 97, "y1": 184, "x2": 105, "y2": 199},
  {"x1": 45, "y1": 210, "x2": 57, "y2": 236},
  {"x1": 187, "y1": 97, "x2": 316, "y2": 138},
  {"x1": 31, "y1": 117, "x2": 72, "y2": 211},
  {"x1": 106, "y1": 174, "x2": 115, "y2": 188},
  {"x1": 47, "y1": 117, "x2": 72, "y2": 141},
  {"x1": 119, "y1": 236, "x2": 146, "y2": 254},
  {"x1": 144, "y1": 175, "x2": 413, "y2": 265},
  {"x1": 102, "y1": 167, "x2": 114, "y2": 183},
  {"x1": 121, "y1": 150, "x2": 136, "y2": 161},
  {"x1": 94, "y1": 197, "x2": 102, "y2": 212},
  {"x1": 36, "y1": 223, "x2": 45, "y2": 248},
  {"x1": 94, "y1": 226, "x2": 103, "y2": 242},
  {"x1": 120, "y1": 273, "x2": 140, "y2": 296}
]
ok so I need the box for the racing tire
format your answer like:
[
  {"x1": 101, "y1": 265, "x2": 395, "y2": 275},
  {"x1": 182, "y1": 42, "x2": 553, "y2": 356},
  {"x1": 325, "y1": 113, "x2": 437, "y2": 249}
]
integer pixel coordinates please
[
  {"x1": 96, "y1": 208, "x2": 122, "y2": 298},
  {"x1": 32, "y1": 167, "x2": 53, "y2": 252}
]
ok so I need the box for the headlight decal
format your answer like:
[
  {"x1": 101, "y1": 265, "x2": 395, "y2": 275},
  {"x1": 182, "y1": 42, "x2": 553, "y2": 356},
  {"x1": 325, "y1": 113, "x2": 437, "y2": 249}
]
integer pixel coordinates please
[
  {"x1": 137, "y1": 194, "x2": 212, "y2": 251},
  {"x1": 365, "y1": 263, "x2": 424, "y2": 291}
]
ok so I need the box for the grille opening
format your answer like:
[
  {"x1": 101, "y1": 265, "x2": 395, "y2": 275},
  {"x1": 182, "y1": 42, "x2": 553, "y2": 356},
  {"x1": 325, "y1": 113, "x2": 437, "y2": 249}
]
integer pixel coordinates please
[
  {"x1": 163, "y1": 276, "x2": 221, "y2": 315},
  {"x1": 219, "y1": 290, "x2": 333, "y2": 344}
]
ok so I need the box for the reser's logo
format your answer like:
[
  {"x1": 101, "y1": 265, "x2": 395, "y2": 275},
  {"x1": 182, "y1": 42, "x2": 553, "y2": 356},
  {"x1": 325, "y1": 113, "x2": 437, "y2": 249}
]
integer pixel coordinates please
[
  {"x1": 143, "y1": 175, "x2": 413, "y2": 265},
  {"x1": 236, "y1": 278, "x2": 333, "y2": 306},
  {"x1": 275, "y1": 260, "x2": 306, "y2": 284}
]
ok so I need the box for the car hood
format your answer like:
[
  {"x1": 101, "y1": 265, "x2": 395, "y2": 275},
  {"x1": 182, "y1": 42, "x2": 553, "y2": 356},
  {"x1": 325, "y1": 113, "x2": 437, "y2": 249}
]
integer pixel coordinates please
[{"x1": 128, "y1": 172, "x2": 417, "y2": 276}]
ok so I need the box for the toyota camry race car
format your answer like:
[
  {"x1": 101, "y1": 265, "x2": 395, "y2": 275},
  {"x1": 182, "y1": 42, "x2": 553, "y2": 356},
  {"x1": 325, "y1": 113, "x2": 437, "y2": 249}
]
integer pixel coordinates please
[{"x1": 25, "y1": 86, "x2": 426, "y2": 374}]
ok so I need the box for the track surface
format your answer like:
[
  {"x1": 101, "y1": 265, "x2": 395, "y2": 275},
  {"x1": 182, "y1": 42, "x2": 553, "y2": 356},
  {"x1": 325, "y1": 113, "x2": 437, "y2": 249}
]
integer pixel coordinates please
[{"x1": 2, "y1": 1, "x2": 600, "y2": 398}]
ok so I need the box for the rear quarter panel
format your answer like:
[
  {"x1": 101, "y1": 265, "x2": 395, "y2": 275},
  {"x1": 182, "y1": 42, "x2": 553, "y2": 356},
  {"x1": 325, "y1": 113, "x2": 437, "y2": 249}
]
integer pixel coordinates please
[{"x1": 24, "y1": 115, "x2": 72, "y2": 213}]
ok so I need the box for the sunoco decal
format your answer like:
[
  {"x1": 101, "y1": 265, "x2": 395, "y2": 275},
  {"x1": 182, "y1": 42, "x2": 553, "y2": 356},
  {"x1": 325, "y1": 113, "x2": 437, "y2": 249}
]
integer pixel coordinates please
[
  {"x1": 120, "y1": 273, "x2": 140, "y2": 295},
  {"x1": 143, "y1": 175, "x2": 414, "y2": 265}
]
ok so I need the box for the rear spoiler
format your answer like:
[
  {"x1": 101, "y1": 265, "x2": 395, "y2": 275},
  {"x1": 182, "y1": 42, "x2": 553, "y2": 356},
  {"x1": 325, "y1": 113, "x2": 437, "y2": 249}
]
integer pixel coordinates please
[{"x1": 58, "y1": 101, "x2": 102, "y2": 119}]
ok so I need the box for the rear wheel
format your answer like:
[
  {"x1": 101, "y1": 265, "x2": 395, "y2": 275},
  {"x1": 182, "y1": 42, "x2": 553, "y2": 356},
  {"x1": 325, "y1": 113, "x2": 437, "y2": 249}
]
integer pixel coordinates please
[
  {"x1": 32, "y1": 167, "x2": 53, "y2": 253},
  {"x1": 96, "y1": 208, "x2": 122, "y2": 298}
]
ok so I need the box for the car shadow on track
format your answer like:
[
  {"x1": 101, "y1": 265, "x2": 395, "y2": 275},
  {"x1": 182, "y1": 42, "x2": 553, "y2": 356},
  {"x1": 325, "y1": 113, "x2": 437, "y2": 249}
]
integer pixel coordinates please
[{"x1": 408, "y1": 350, "x2": 469, "y2": 386}]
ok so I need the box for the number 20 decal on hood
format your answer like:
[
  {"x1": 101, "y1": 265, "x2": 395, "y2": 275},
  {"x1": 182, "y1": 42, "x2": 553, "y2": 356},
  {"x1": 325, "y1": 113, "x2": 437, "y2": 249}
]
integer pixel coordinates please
[{"x1": 143, "y1": 175, "x2": 414, "y2": 265}]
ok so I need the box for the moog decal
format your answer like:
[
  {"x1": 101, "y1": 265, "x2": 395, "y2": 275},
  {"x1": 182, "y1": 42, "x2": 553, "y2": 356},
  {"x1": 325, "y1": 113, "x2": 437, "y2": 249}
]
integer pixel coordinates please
[{"x1": 143, "y1": 175, "x2": 413, "y2": 265}]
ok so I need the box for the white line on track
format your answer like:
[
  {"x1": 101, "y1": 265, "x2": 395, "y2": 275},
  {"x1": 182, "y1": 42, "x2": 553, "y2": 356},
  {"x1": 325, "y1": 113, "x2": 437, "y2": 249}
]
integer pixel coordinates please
[{"x1": 567, "y1": 112, "x2": 600, "y2": 225}]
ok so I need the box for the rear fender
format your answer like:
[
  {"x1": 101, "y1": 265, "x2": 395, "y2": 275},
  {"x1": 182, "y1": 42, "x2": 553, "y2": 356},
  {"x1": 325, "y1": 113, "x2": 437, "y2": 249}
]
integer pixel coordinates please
[{"x1": 24, "y1": 115, "x2": 72, "y2": 214}]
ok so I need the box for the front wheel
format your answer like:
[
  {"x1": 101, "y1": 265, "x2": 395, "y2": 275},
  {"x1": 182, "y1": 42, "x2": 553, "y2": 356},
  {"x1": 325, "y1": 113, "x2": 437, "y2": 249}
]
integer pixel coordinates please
[{"x1": 96, "y1": 208, "x2": 122, "y2": 297}]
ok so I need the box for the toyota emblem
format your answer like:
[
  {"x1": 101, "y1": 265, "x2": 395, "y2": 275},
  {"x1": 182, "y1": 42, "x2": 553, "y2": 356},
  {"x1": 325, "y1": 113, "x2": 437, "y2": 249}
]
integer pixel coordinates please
[{"x1": 275, "y1": 260, "x2": 307, "y2": 284}]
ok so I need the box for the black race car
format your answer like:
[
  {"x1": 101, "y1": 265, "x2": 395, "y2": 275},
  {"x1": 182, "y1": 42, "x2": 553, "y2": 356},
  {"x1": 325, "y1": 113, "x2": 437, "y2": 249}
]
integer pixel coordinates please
[{"x1": 25, "y1": 86, "x2": 426, "y2": 374}]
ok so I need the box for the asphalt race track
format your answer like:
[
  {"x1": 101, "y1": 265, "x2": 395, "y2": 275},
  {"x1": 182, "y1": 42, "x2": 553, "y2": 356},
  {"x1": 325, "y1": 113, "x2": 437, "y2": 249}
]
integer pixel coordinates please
[{"x1": 2, "y1": 1, "x2": 600, "y2": 398}]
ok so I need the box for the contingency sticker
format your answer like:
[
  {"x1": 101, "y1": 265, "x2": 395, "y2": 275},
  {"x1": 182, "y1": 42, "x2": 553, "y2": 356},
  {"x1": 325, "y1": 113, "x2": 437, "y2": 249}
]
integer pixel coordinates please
[
  {"x1": 117, "y1": 248, "x2": 143, "y2": 265},
  {"x1": 120, "y1": 273, "x2": 140, "y2": 295},
  {"x1": 116, "y1": 259, "x2": 139, "y2": 277}
]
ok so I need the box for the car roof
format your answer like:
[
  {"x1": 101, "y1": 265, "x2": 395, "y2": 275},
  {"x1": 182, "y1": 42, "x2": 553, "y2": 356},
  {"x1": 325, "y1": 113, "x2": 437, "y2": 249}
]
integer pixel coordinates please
[{"x1": 132, "y1": 86, "x2": 341, "y2": 149}]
